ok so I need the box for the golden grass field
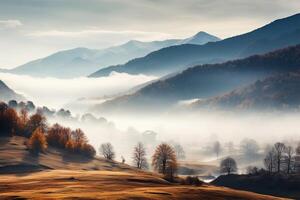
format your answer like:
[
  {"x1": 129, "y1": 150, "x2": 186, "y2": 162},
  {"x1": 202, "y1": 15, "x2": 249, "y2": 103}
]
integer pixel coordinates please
[
  {"x1": 0, "y1": 170, "x2": 289, "y2": 200},
  {"x1": 0, "y1": 137, "x2": 290, "y2": 200}
]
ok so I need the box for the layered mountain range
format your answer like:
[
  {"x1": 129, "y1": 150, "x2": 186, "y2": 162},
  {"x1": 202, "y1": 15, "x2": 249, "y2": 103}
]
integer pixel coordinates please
[
  {"x1": 90, "y1": 13, "x2": 300, "y2": 78},
  {"x1": 6, "y1": 32, "x2": 219, "y2": 78}
]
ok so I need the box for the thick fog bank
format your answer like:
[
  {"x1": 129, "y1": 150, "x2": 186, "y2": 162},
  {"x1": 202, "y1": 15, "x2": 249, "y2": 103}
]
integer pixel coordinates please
[{"x1": 0, "y1": 72, "x2": 157, "y2": 110}]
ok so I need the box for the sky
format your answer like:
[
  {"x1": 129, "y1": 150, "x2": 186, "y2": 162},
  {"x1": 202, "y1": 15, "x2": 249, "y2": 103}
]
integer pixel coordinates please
[{"x1": 0, "y1": 0, "x2": 300, "y2": 68}]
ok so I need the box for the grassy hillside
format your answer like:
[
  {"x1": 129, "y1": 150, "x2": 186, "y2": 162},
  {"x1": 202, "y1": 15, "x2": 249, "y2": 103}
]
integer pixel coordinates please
[
  {"x1": 0, "y1": 136, "x2": 140, "y2": 173},
  {"x1": 0, "y1": 136, "x2": 288, "y2": 200},
  {"x1": 0, "y1": 170, "x2": 288, "y2": 200}
]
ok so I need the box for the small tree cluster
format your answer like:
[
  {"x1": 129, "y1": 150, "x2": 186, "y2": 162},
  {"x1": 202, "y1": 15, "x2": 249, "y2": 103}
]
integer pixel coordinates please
[
  {"x1": 64, "y1": 128, "x2": 95, "y2": 158},
  {"x1": 264, "y1": 142, "x2": 299, "y2": 174},
  {"x1": 0, "y1": 102, "x2": 95, "y2": 158}
]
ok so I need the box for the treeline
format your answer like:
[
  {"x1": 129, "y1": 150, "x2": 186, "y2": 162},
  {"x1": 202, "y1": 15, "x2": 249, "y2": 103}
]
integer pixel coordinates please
[
  {"x1": 217, "y1": 141, "x2": 300, "y2": 177},
  {"x1": 263, "y1": 142, "x2": 300, "y2": 174},
  {"x1": 99, "y1": 141, "x2": 179, "y2": 181},
  {"x1": 0, "y1": 101, "x2": 95, "y2": 157}
]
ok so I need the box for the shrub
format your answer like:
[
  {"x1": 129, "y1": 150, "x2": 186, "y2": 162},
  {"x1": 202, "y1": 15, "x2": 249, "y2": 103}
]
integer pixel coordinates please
[
  {"x1": 183, "y1": 176, "x2": 203, "y2": 186},
  {"x1": 81, "y1": 143, "x2": 96, "y2": 158},
  {"x1": 27, "y1": 127, "x2": 48, "y2": 155}
]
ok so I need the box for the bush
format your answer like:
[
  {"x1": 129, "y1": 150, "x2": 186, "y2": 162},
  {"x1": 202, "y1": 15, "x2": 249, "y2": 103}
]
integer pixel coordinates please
[
  {"x1": 27, "y1": 127, "x2": 48, "y2": 155},
  {"x1": 183, "y1": 176, "x2": 203, "y2": 186},
  {"x1": 81, "y1": 143, "x2": 96, "y2": 158}
]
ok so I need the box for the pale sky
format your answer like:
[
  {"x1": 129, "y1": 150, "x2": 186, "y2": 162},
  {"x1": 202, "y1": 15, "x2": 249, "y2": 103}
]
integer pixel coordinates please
[{"x1": 1, "y1": 0, "x2": 300, "y2": 68}]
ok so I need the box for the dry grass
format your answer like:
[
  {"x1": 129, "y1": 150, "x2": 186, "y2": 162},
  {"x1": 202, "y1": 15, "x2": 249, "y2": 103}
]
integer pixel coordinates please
[
  {"x1": 0, "y1": 137, "x2": 290, "y2": 200},
  {"x1": 0, "y1": 170, "x2": 289, "y2": 200}
]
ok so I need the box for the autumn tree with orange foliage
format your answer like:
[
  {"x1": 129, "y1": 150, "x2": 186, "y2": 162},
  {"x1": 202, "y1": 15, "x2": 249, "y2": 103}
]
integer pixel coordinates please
[
  {"x1": 47, "y1": 123, "x2": 71, "y2": 148},
  {"x1": 17, "y1": 109, "x2": 29, "y2": 136},
  {"x1": 26, "y1": 113, "x2": 47, "y2": 137},
  {"x1": 27, "y1": 127, "x2": 48, "y2": 155},
  {"x1": 152, "y1": 143, "x2": 178, "y2": 181},
  {"x1": 0, "y1": 104, "x2": 19, "y2": 137}
]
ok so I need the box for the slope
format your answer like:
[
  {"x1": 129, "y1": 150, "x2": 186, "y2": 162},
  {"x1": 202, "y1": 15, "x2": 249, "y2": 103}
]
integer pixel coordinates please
[{"x1": 90, "y1": 13, "x2": 300, "y2": 78}]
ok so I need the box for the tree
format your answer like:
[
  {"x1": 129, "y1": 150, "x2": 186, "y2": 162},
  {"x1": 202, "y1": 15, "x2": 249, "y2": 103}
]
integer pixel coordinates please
[
  {"x1": 47, "y1": 123, "x2": 71, "y2": 148},
  {"x1": 284, "y1": 145, "x2": 295, "y2": 174},
  {"x1": 296, "y1": 143, "x2": 300, "y2": 173},
  {"x1": 18, "y1": 109, "x2": 29, "y2": 136},
  {"x1": 274, "y1": 142, "x2": 286, "y2": 173},
  {"x1": 264, "y1": 148, "x2": 276, "y2": 173},
  {"x1": 132, "y1": 142, "x2": 148, "y2": 169},
  {"x1": 220, "y1": 157, "x2": 237, "y2": 175},
  {"x1": 100, "y1": 143, "x2": 115, "y2": 160},
  {"x1": 27, "y1": 127, "x2": 47, "y2": 155},
  {"x1": 27, "y1": 113, "x2": 47, "y2": 137},
  {"x1": 152, "y1": 143, "x2": 177, "y2": 180},
  {"x1": 0, "y1": 107, "x2": 19, "y2": 136},
  {"x1": 173, "y1": 143, "x2": 186, "y2": 160},
  {"x1": 240, "y1": 138, "x2": 260, "y2": 160},
  {"x1": 213, "y1": 141, "x2": 221, "y2": 159}
]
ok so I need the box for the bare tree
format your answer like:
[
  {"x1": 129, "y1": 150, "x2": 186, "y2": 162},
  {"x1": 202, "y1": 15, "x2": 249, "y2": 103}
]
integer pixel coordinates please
[
  {"x1": 132, "y1": 142, "x2": 148, "y2": 169},
  {"x1": 264, "y1": 148, "x2": 276, "y2": 173},
  {"x1": 173, "y1": 143, "x2": 185, "y2": 160},
  {"x1": 274, "y1": 142, "x2": 286, "y2": 173},
  {"x1": 100, "y1": 143, "x2": 115, "y2": 160},
  {"x1": 213, "y1": 141, "x2": 221, "y2": 159},
  {"x1": 284, "y1": 146, "x2": 295, "y2": 174},
  {"x1": 152, "y1": 143, "x2": 177, "y2": 179},
  {"x1": 296, "y1": 143, "x2": 300, "y2": 173},
  {"x1": 220, "y1": 157, "x2": 237, "y2": 175}
]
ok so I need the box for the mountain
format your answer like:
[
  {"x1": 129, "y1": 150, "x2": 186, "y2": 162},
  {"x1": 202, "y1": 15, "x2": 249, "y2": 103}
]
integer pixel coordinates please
[
  {"x1": 192, "y1": 71, "x2": 300, "y2": 110},
  {"x1": 7, "y1": 32, "x2": 219, "y2": 78},
  {"x1": 96, "y1": 44, "x2": 300, "y2": 112},
  {"x1": 0, "y1": 80, "x2": 24, "y2": 102},
  {"x1": 90, "y1": 13, "x2": 300, "y2": 78},
  {"x1": 177, "y1": 31, "x2": 220, "y2": 45}
]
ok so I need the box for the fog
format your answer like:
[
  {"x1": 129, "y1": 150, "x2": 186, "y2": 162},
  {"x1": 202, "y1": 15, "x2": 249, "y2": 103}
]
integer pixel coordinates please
[
  {"x1": 2, "y1": 72, "x2": 300, "y2": 173},
  {"x1": 0, "y1": 72, "x2": 157, "y2": 109}
]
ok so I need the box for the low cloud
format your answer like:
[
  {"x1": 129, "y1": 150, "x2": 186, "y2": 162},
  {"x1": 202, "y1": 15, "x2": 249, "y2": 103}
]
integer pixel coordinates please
[
  {"x1": 0, "y1": 72, "x2": 157, "y2": 109},
  {"x1": 0, "y1": 20, "x2": 22, "y2": 29}
]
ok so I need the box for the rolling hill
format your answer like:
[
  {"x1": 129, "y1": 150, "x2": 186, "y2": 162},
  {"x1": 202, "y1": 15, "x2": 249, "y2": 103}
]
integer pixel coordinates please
[
  {"x1": 90, "y1": 13, "x2": 300, "y2": 78},
  {"x1": 7, "y1": 32, "x2": 219, "y2": 78},
  {"x1": 192, "y1": 71, "x2": 300, "y2": 110},
  {"x1": 0, "y1": 136, "x2": 287, "y2": 200},
  {"x1": 0, "y1": 80, "x2": 24, "y2": 102},
  {"x1": 95, "y1": 44, "x2": 300, "y2": 112}
]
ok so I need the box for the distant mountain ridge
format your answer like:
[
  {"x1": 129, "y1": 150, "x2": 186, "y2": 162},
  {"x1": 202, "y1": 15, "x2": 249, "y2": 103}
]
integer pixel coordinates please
[
  {"x1": 90, "y1": 13, "x2": 300, "y2": 78},
  {"x1": 0, "y1": 80, "x2": 24, "y2": 102},
  {"x1": 7, "y1": 32, "x2": 220, "y2": 78},
  {"x1": 96, "y1": 44, "x2": 300, "y2": 112},
  {"x1": 192, "y1": 71, "x2": 300, "y2": 110}
]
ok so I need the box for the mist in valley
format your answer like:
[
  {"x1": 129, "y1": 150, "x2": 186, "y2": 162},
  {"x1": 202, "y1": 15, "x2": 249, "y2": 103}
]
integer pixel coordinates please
[{"x1": 2, "y1": 71, "x2": 300, "y2": 175}]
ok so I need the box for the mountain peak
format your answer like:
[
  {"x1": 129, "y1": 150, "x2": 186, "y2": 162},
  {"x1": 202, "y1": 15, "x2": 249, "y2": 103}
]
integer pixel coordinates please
[{"x1": 179, "y1": 31, "x2": 220, "y2": 45}]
